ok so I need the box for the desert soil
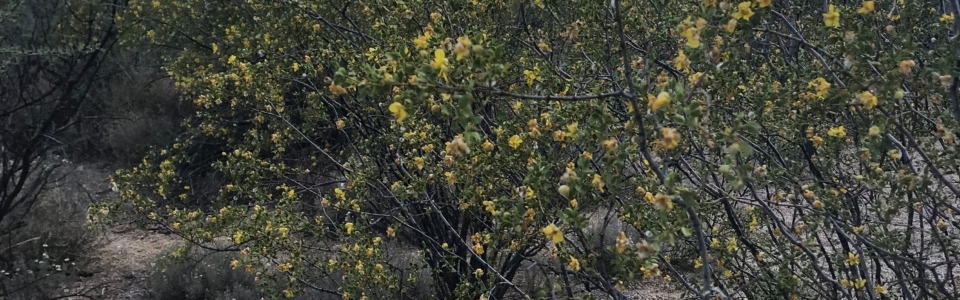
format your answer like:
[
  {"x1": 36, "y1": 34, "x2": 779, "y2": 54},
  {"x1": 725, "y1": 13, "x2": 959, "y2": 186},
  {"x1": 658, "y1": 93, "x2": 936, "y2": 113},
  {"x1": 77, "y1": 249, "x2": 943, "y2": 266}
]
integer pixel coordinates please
[{"x1": 61, "y1": 228, "x2": 180, "y2": 299}]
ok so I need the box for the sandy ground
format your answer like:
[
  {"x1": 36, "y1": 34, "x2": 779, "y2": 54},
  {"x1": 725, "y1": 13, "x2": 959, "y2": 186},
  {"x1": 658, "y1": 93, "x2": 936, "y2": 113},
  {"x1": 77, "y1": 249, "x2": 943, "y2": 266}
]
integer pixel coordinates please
[{"x1": 61, "y1": 229, "x2": 180, "y2": 299}]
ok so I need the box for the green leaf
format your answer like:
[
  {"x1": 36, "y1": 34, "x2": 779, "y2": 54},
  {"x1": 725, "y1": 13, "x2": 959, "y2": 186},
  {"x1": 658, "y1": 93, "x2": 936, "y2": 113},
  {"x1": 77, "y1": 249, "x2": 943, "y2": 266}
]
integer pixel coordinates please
[{"x1": 744, "y1": 121, "x2": 760, "y2": 134}]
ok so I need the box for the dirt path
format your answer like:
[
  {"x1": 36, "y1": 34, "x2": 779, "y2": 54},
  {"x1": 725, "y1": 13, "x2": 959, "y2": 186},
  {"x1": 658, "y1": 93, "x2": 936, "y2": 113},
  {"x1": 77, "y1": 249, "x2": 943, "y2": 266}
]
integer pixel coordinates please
[{"x1": 65, "y1": 229, "x2": 180, "y2": 299}]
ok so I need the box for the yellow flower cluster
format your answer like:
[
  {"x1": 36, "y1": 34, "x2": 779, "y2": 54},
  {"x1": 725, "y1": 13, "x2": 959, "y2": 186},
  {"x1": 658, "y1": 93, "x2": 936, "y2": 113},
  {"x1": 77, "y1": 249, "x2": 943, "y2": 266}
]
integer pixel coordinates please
[
  {"x1": 732, "y1": 2, "x2": 755, "y2": 20},
  {"x1": 823, "y1": 5, "x2": 840, "y2": 27},
  {"x1": 648, "y1": 92, "x2": 670, "y2": 111},
  {"x1": 542, "y1": 223, "x2": 564, "y2": 243},
  {"x1": 677, "y1": 17, "x2": 707, "y2": 48}
]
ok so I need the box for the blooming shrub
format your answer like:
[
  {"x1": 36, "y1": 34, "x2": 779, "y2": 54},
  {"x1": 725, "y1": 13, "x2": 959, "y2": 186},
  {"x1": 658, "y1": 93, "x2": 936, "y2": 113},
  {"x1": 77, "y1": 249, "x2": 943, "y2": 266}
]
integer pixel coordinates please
[{"x1": 92, "y1": 0, "x2": 960, "y2": 299}]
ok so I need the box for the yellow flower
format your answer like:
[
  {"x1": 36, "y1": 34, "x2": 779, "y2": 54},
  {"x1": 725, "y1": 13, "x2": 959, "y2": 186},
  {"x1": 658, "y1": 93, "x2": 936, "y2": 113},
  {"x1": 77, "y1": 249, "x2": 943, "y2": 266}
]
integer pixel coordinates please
[
  {"x1": 542, "y1": 223, "x2": 564, "y2": 243},
  {"x1": 345, "y1": 223, "x2": 355, "y2": 234},
  {"x1": 727, "y1": 238, "x2": 738, "y2": 253},
  {"x1": 537, "y1": 42, "x2": 551, "y2": 52},
  {"x1": 810, "y1": 135, "x2": 824, "y2": 147},
  {"x1": 278, "y1": 262, "x2": 292, "y2": 272},
  {"x1": 482, "y1": 200, "x2": 495, "y2": 214},
  {"x1": 431, "y1": 49, "x2": 449, "y2": 83},
  {"x1": 694, "y1": 257, "x2": 703, "y2": 268},
  {"x1": 454, "y1": 36, "x2": 472, "y2": 60},
  {"x1": 857, "y1": 1, "x2": 874, "y2": 14},
  {"x1": 414, "y1": 34, "x2": 429, "y2": 49},
  {"x1": 688, "y1": 72, "x2": 704, "y2": 84},
  {"x1": 566, "y1": 122, "x2": 578, "y2": 137},
  {"x1": 673, "y1": 50, "x2": 690, "y2": 73},
  {"x1": 329, "y1": 83, "x2": 348, "y2": 96},
  {"x1": 823, "y1": 5, "x2": 840, "y2": 28},
  {"x1": 680, "y1": 25, "x2": 701, "y2": 48},
  {"x1": 875, "y1": 284, "x2": 887, "y2": 294},
  {"x1": 847, "y1": 252, "x2": 859, "y2": 265},
  {"x1": 482, "y1": 140, "x2": 494, "y2": 151},
  {"x1": 602, "y1": 137, "x2": 618, "y2": 153},
  {"x1": 941, "y1": 13, "x2": 956, "y2": 23},
  {"x1": 444, "y1": 171, "x2": 456, "y2": 185},
  {"x1": 653, "y1": 193, "x2": 674, "y2": 211},
  {"x1": 592, "y1": 174, "x2": 605, "y2": 192},
  {"x1": 898, "y1": 60, "x2": 915, "y2": 74},
  {"x1": 808, "y1": 77, "x2": 830, "y2": 98},
  {"x1": 568, "y1": 256, "x2": 581, "y2": 271},
  {"x1": 704, "y1": 0, "x2": 717, "y2": 7},
  {"x1": 414, "y1": 157, "x2": 425, "y2": 170},
  {"x1": 649, "y1": 91, "x2": 670, "y2": 111},
  {"x1": 732, "y1": 2, "x2": 755, "y2": 20},
  {"x1": 334, "y1": 187, "x2": 346, "y2": 200},
  {"x1": 616, "y1": 232, "x2": 629, "y2": 254},
  {"x1": 472, "y1": 243, "x2": 484, "y2": 254},
  {"x1": 888, "y1": 149, "x2": 901, "y2": 160},
  {"x1": 230, "y1": 259, "x2": 239, "y2": 269},
  {"x1": 525, "y1": 207, "x2": 535, "y2": 220},
  {"x1": 552, "y1": 130, "x2": 566, "y2": 142},
  {"x1": 233, "y1": 231, "x2": 244, "y2": 244},
  {"x1": 644, "y1": 192, "x2": 655, "y2": 204},
  {"x1": 388, "y1": 102, "x2": 408, "y2": 123},
  {"x1": 813, "y1": 200, "x2": 824, "y2": 209},
  {"x1": 523, "y1": 67, "x2": 540, "y2": 85},
  {"x1": 854, "y1": 278, "x2": 866, "y2": 289},
  {"x1": 860, "y1": 91, "x2": 879, "y2": 109},
  {"x1": 508, "y1": 135, "x2": 523, "y2": 149},
  {"x1": 749, "y1": 215, "x2": 758, "y2": 231},
  {"x1": 386, "y1": 226, "x2": 395, "y2": 237},
  {"x1": 757, "y1": 0, "x2": 771, "y2": 7},
  {"x1": 661, "y1": 128, "x2": 680, "y2": 149},
  {"x1": 827, "y1": 126, "x2": 846, "y2": 137},
  {"x1": 725, "y1": 19, "x2": 738, "y2": 33},
  {"x1": 284, "y1": 289, "x2": 295, "y2": 298},
  {"x1": 570, "y1": 199, "x2": 578, "y2": 208}
]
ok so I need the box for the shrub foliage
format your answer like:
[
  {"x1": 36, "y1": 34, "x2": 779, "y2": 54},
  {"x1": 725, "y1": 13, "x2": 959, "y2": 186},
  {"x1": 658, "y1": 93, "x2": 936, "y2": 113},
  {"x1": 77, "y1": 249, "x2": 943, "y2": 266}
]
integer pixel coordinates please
[{"x1": 94, "y1": 0, "x2": 960, "y2": 299}]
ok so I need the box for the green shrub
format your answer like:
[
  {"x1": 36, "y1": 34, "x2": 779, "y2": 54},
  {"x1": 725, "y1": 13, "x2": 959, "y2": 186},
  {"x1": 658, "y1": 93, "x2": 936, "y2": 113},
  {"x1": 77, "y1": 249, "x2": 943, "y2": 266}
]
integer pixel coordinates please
[
  {"x1": 148, "y1": 246, "x2": 260, "y2": 300},
  {"x1": 95, "y1": 0, "x2": 960, "y2": 299}
]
